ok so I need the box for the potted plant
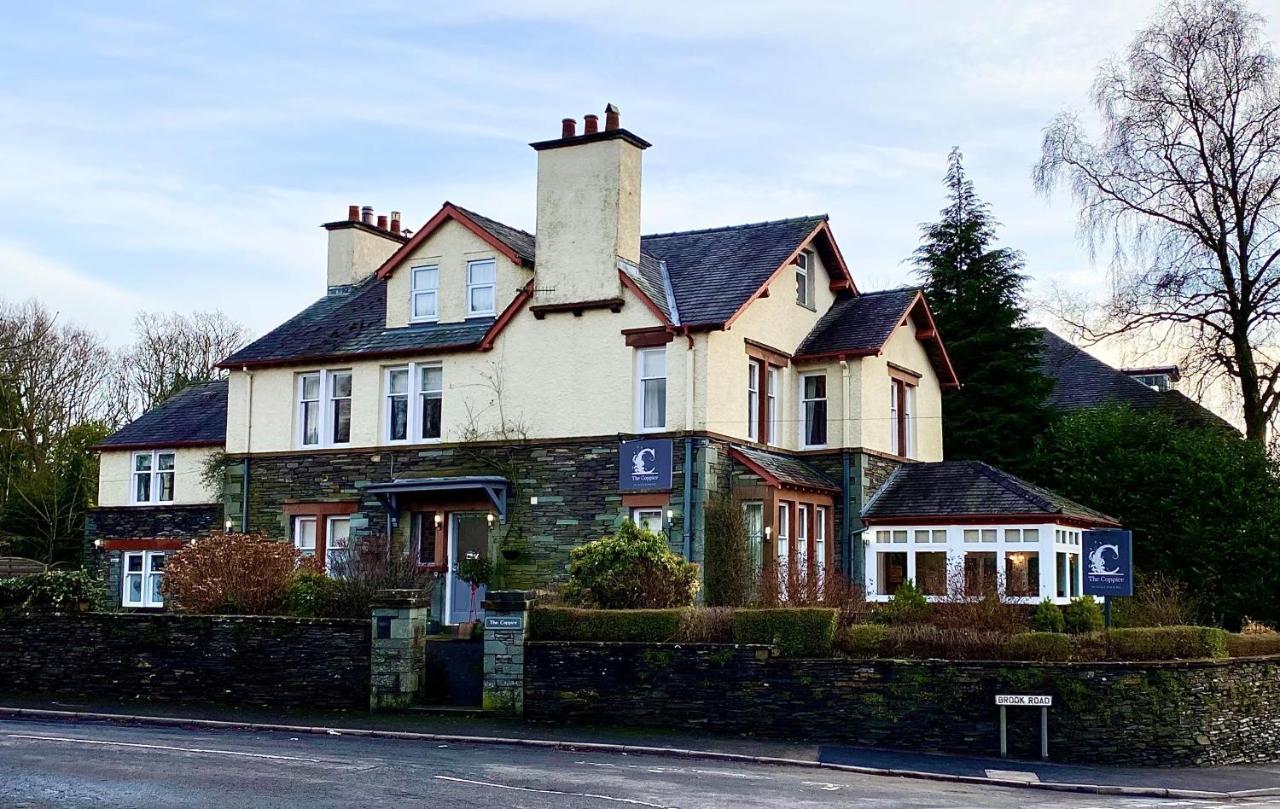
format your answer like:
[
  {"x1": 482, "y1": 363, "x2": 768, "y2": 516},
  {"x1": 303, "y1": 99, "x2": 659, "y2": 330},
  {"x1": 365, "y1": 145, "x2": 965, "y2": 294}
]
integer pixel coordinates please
[{"x1": 455, "y1": 553, "x2": 492, "y2": 639}]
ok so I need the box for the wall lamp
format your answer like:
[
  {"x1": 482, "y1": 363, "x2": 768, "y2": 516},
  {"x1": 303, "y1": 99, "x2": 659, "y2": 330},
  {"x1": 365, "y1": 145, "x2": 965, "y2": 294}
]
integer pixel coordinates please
[{"x1": 486, "y1": 513, "x2": 496, "y2": 527}]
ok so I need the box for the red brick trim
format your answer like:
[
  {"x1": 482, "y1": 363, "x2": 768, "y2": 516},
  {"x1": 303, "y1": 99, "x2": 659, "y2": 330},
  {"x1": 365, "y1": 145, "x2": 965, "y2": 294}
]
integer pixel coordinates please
[
  {"x1": 102, "y1": 539, "x2": 185, "y2": 552},
  {"x1": 622, "y1": 493, "x2": 671, "y2": 508},
  {"x1": 282, "y1": 501, "x2": 359, "y2": 516},
  {"x1": 744, "y1": 339, "x2": 791, "y2": 367},
  {"x1": 624, "y1": 327, "x2": 675, "y2": 348}
]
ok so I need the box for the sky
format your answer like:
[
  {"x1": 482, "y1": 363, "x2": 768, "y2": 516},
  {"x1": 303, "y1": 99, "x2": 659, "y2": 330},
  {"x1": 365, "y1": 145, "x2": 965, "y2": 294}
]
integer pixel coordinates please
[{"x1": 2, "y1": 0, "x2": 1278, "y2": 378}]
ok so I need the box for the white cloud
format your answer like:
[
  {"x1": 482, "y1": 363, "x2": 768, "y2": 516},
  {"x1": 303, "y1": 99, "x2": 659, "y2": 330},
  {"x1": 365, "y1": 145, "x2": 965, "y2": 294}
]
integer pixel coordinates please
[{"x1": 0, "y1": 242, "x2": 146, "y2": 341}]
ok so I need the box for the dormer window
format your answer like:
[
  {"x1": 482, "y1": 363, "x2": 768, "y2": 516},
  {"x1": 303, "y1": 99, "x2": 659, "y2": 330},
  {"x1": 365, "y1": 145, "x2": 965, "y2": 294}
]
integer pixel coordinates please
[
  {"x1": 467, "y1": 259, "x2": 496, "y2": 317},
  {"x1": 795, "y1": 250, "x2": 815, "y2": 308},
  {"x1": 411, "y1": 265, "x2": 439, "y2": 322}
]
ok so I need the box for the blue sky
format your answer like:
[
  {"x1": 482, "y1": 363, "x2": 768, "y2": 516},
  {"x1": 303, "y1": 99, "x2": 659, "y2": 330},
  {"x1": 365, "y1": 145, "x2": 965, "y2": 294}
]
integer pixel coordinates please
[{"x1": 3, "y1": 1, "x2": 1276, "y2": 349}]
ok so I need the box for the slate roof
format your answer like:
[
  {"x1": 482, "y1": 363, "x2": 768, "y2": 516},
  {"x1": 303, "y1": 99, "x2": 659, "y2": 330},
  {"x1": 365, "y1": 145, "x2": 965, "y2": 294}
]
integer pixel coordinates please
[
  {"x1": 452, "y1": 204, "x2": 536, "y2": 265},
  {"x1": 795, "y1": 287, "x2": 920, "y2": 356},
  {"x1": 641, "y1": 215, "x2": 828, "y2": 326},
  {"x1": 97, "y1": 379, "x2": 229, "y2": 449},
  {"x1": 222, "y1": 279, "x2": 494, "y2": 367},
  {"x1": 862, "y1": 460, "x2": 1118, "y2": 525},
  {"x1": 732, "y1": 446, "x2": 839, "y2": 492},
  {"x1": 1038, "y1": 329, "x2": 1232, "y2": 430}
]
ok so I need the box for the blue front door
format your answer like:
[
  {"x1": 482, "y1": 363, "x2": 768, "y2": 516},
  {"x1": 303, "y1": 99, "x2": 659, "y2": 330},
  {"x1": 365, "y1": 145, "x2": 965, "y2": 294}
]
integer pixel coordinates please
[{"x1": 448, "y1": 513, "x2": 488, "y2": 624}]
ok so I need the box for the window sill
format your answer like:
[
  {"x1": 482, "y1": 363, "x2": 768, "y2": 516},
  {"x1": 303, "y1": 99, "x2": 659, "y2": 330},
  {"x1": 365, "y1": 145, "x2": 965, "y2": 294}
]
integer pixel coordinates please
[
  {"x1": 125, "y1": 501, "x2": 176, "y2": 508},
  {"x1": 408, "y1": 317, "x2": 439, "y2": 326},
  {"x1": 464, "y1": 312, "x2": 496, "y2": 320}
]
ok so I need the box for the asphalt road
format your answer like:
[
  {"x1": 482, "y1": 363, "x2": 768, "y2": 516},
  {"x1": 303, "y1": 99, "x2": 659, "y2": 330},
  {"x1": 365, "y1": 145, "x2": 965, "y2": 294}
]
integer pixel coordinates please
[{"x1": 0, "y1": 718, "x2": 1274, "y2": 809}]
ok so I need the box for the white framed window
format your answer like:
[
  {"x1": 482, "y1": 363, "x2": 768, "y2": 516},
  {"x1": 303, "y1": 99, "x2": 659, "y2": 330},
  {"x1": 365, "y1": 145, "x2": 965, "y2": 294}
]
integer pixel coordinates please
[
  {"x1": 815, "y1": 506, "x2": 828, "y2": 571},
  {"x1": 631, "y1": 507, "x2": 664, "y2": 534},
  {"x1": 796, "y1": 504, "x2": 810, "y2": 567},
  {"x1": 410, "y1": 265, "x2": 439, "y2": 322},
  {"x1": 767, "y1": 366, "x2": 780, "y2": 445},
  {"x1": 777, "y1": 502, "x2": 790, "y2": 563},
  {"x1": 122, "y1": 551, "x2": 166, "y2": 608},
  {"x1": 385, "y1": 363, "x2": 444, "y2": 443},
  {"x1": 131, "y1": 450, "x2": 175, "y2": 504},
  {"x1": 800, "y1": 373, "x2": 828, "y2": 448},
  {"x1": 326, "y1": 516, "x2": 351, "y2": 573},
  {"x1": 293, "y1": 516, "x2": 317, "y2": 556},
  {"x1": 466, "y1": 259, "x2": 497, "y2": 317},
  {"x1": 889, "y1": 378, "x2": 916, "y2": 457},
  {"x1": 747, "y1": 361, "x2": 760, "y2": 441},
  {"x1": 795, "y1": 250, "x2": 811, "y2": 306},
  {"x1": 298, "y1": 370, "x2": 352, "y2": 448},
  {"x1": 636, "y1": 348, "x2": 667, "y2": 431}
]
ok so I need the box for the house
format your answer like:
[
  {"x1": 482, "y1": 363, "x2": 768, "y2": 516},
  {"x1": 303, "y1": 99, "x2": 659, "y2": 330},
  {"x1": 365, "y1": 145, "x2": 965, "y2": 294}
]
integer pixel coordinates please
[{"x1": 89, "y1": 105, "x2": 1113, "y2": 617}]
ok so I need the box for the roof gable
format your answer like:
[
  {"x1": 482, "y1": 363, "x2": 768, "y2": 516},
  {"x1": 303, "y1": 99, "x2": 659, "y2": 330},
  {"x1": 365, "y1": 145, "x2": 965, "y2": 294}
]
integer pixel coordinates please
[
  {"x1": 96, "y1": 379, "x2": 229, "y2": 450},
  {"x1": 375, "y1": 202, "x2": 535, "y2": 282}
]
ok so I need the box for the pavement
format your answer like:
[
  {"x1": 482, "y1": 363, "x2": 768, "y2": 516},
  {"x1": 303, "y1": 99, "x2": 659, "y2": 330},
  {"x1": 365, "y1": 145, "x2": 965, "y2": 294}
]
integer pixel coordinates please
[
  {"x1": 2, "y1": 695, "x2": 1280, "y2": 803},
  {"x1": 1, "y1": 716, "x2": 1273, "y2": 809}
]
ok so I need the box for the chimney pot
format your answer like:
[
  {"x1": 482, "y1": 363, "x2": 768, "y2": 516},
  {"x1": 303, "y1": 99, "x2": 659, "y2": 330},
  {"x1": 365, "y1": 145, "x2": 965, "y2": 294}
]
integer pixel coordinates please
[
  {"x1": 604, "y1": 103, "x2": 620, "y2": 131},
  {"x1": 377, "y1": 214, "x2": 388, "y2": 230},
  {"x1": 361, "y1": 205, "x2": 374, "y2": 225},
  {"x1": 561, "y1": 118, "x2": 576, "y2": 138},
  {"x1": 390, "y1": 211, "x2": 402, "y2": 236},
  {"x1": 347, "y1": 204, "x2": 360, "y2": 221},
  {"x1": 583, "y1": 114, "x2": 599, "y2": 134}
]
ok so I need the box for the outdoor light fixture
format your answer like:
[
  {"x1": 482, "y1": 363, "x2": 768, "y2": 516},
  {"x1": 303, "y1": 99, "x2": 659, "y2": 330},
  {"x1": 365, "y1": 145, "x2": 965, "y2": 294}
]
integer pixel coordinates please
[
  {"x1": 486, "y1": 513, "x2": 495, "y2": 527},
  {"x1": 434, "y1": 513, "x2": 443, "y2": 526},
  {"x1": 666, "y1": 509, "x2": 674, "y2": 521},
  {"x1": 92, "y1": 539, "x2": 103, "y2": 549},
  {"x1": 764, "y1": 526, "x2": 773, "y2": 539},
  {"x1": 224, "y1": 519, "x2": 233, "y2": 533}
]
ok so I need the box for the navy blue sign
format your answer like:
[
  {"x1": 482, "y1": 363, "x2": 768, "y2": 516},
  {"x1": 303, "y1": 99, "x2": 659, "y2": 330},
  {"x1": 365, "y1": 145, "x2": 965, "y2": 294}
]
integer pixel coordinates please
[
  {"x1": 1083, "y1": 529, "x2": 1134, "y2": 597},
  {"x1": 619, "y1": 439, "x2": 673, "y2": 491}
]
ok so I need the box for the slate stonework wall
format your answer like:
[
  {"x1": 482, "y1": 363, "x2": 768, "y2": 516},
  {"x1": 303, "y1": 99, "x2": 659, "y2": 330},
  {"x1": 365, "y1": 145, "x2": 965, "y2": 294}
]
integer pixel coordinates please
[
  {"x1": 525, "y1": 642, "x2": 1280, "y2": 767},
  {"x1": 86, "y1": 504, "x2": 224, "y2": 541},
  {"x1": 0, "y1": 613, "x2": 370, "y2": 710}
]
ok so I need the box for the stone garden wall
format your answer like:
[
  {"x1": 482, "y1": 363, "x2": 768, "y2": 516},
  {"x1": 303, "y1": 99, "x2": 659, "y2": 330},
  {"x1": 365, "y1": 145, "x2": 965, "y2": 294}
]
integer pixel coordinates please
[
  {"x1": 525, "y1": 642, "x2": 1280, "y2": 766},
  {"x1": 0, "y1": 613, "x2": 370, "y2": 710}
]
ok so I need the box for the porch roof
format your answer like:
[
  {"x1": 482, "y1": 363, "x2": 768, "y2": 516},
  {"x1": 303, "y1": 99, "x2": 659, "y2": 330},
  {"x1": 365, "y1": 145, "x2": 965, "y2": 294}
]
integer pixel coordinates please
[{"x1": 365, "y1": 476, "x2": 509, "y2": 522}]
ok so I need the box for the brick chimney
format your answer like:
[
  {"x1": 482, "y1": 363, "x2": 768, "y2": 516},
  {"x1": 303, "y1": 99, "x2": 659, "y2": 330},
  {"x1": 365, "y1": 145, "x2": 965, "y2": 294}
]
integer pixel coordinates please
[
  {"x1": 530, "y1": 104, "x2": 651, "y2": 307},
  {"x1": 322, "y1": 204, "x2": 405, "y2": 291}
]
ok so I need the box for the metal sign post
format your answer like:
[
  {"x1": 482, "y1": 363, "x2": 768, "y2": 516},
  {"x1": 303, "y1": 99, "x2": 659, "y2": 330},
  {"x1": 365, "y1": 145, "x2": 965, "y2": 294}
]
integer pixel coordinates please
[{"x1": 995, "y1": 695, "x2": 1052, "y2": 760}]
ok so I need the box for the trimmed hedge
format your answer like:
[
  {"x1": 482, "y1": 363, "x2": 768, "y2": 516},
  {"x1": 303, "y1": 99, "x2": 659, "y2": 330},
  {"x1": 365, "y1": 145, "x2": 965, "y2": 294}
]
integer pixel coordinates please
[
  {"x1": 842, "y1": 624, "x2": 886, "y2": 657},
  {"x1": 1005, "y1": 632, "x2": 1072, "y2": 661},
  {"x1": 1108, "y1": 626, "x2": 1229, "y2": 660},
  {"x1": 1227, "y1": 632, "x2": 1280, "y2": 657},
  {"x1": 528, "y1": 606, "x2": 683, "y2": 642},
  {"x1": 732, "y1": 608, "x2": 837, "y2": 658}
]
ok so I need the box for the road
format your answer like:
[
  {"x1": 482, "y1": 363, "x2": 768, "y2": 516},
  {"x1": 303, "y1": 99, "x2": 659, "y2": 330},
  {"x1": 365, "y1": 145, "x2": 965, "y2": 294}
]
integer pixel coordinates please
[{"x1": 0, "y1": 718, "x2": 1274, "y2": 809}]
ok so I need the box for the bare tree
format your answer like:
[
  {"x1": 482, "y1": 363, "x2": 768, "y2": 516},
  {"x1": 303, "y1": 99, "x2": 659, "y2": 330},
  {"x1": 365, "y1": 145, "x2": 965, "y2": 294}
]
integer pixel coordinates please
[
  {"x1": 117, "y1": 310, "x2": 250, "y2": 419},
  {"x1": 1035, "y1": 0, "x2": 1280, "y2": 442}
]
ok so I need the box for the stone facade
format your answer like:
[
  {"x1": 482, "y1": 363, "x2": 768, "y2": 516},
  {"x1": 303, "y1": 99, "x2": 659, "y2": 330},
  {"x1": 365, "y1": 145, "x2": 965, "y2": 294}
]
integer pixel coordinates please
[
  {"x1": 370, "y1": 589, "x2": 429, "y2": 710},
  {"x1": 481, "y1": 590, "x2": 534, "y2": 714},
  {"x1": 0, "y1": 613, "x2": 370, "y2": 710},
  {"x1": 525, "y1": 642, "x2": 1280, "y2": 767},
  {"x1": 86, "y1": 504, "x2": 223, "y2": 541}
]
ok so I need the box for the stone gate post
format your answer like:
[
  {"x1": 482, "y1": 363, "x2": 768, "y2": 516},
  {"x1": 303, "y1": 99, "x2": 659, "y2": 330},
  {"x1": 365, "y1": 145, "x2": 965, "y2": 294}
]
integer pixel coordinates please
[
  {"x1": 369, "y1": 588, "x2": 429, "y2": 710},
  {"x1": 481, "y1": 590, "x2": 534, "y2": 714}
]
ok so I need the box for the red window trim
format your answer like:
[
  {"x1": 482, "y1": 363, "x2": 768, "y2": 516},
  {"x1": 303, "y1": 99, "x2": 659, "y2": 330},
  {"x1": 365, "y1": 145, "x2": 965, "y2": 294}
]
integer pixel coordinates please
[{"x1": 102, "y1": 538, "x2": 184, "y2": 552}]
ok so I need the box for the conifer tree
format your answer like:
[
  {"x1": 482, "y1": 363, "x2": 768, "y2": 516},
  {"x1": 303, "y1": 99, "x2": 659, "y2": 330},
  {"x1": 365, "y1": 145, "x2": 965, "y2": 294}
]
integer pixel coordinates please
[{"x1": 912, "y1": 148, "x2": 1051, "y2": 469}]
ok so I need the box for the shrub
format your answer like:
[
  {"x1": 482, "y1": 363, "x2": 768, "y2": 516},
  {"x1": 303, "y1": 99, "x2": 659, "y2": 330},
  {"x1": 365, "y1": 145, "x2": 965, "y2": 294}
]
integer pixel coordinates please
[
  {"x1": 754, "y1": 562, "x2": 872, "y2": 627},
  {"x1": 1068, "y1": 631, "x2": 1108, "y2": 662},
  {"x1": 1107, "y1": 626, "x2": 1229, "y2": 660},
  {"x1": 326, "y1": 537, "x2": 436, "y2": 620},
  {"x1": 877, "y1": 579, "x2": 930, "y2": 625},
  {"x1": 563, "y1": 522, "x2": 699, "y2": 609},
  {"x1": 703, "y1": 493, "x2": 754, "y2": 607},
  {"x1": 732, "y1": 608, "x2": 837, "y2": 657},
  {"x1": 675, "y1": 606, "x2": 736, "y2": 643},
  {"x1": 841, "y1": 624, "x2": 886, "y2": 657},
  {"x1": 283, "y1": 570, "x2": 338, "y2": 618},
  {"x1": 528, "y1": 606, "x2": 683, "y2": 642},
  {"x1": 0, "y1": 570, "x2": 105, "y2": 613},
  {"x1": 164, "y1": 533, "x2": 314, "y2": 615},
  {"x1": 1063, "y1": 595, "x2": 1104, "y2": 634},
  {"x1": 931, "y1": 563, "x2": 1027, "y2": 635},
  {"x1": 879, "y1": 624, "x2": 1011, "y2": 660},
  {"x1": 1031, "y1": 599, "x2": 1065, "y2": 633},
  {"x1": 1227, "y1": 631, "x2": 1280, "y2": 657},
  {"x1": 1113, "y1": 573, "x2": 1199, "y2": 627},
  {"x1": 1005, "y1": 632, "x2": 1072, "y2": 661},
  {"x1": 1241, "y1": 617, "x2": 1276, "y2": 634}
]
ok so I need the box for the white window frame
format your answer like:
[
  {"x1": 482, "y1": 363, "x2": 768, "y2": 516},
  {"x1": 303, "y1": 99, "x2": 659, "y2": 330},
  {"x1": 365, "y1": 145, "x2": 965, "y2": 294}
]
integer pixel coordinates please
[
  {"x1": 795, "y1": 250, "x2": 811, "y2": 307},
  {"x1": 796, "y1": 504, "x2": 810, "y2": 567},
  {"x1": 747, "y1": 361, "x2": 760, "y2": 441},
  {"x1": 630, "y1": 507, "x2": 665, "y2": 535},
  {"x1": 410, "y1": 264, "x2": 439, "y2": 323},
  {"x1": 636, "y1": 348, "x2": 667, "y2": 432},
  {"x1": 297, "y1": 369, "x2": 353, "y2": 449},
  {"x1": 384, "y1": 362, "x2": 444, "y2": 444},
  {"x1": 815, "y1": 506, "x2": 828, "y2": 572},
  {"x1": 326, "y1": 516, "x2": 351, "y2": 574},
  {"x1": 777, "y1": 502, "x2": 790, "y2": 563},
  {"x1": 466, "y1": 258, "x2": 497, "y2": 317},
  {"x1": 767, "y1": 366, "x2": 780, "y2": 446},
  {"x1": 130, "y1": 450, "x2": 176, "y2": 505},
  {"x1": 121, "y1": 550, "x2": 166, "y2": 608},
  {"x1": 799, "y1": 372, "x2": 828, "y2": 449},
  {"x1": 292, "y1": 515, "x2": 317, "y2": 557}
]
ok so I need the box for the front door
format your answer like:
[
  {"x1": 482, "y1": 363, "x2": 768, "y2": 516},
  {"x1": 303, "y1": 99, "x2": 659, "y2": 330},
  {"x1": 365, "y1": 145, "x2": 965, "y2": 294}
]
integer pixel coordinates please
[{"x1": 448, "y1": 512, "x2": 489, "y2": 625}]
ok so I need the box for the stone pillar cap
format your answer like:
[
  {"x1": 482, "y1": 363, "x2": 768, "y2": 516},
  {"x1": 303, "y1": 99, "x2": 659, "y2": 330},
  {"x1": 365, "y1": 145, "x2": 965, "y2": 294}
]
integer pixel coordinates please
[
  {"x1": 483, "y1": 589, "x2": 535, "y2": 611},
  {"x1": 371, "y1": 588, "x2": 431, "y2": 609}
]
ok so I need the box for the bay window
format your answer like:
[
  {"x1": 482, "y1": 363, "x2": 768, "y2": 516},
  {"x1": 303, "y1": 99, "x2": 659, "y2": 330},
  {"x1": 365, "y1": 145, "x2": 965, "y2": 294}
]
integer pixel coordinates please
[
  {"x1": 636, "y1": 348, "x2": 666, "y2": 431},
  {"x1": 466, "y1": 259, "x2": 496, "y2": 316},
  {"x1": 131, "y1": 450, "x2": 175, "y2": 504},
  {"x1": 796, "y1": 504, "x2": 810, "y2": 567},
  {"x1": 298, "y1": 370, "x2": 352, "y2": 448},
  {"x1": 800, "y1": 373, "x2": 827, "y2": 448},
  {"x1": 385, "y1": 363, "x2": 444, "y2": 443},
  {"x1": 122, "y1": 551, "x2": 166, "y2": 608},
  {"x1": 411, "y1": 265, "x2": 439, "y2": 322}
]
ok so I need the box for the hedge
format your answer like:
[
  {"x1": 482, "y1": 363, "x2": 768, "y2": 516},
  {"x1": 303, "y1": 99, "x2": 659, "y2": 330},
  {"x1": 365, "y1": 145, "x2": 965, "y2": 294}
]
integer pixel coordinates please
[
  {"x1": 1107, "y1": 626, "x2": 1229, "y2": 660},
  {"x1": 528, "y1": 606, "x2": 684, "y2": 642},
  {"x1": 1004, "y1": 632, "x2": 1072, "y2": 661},
  {"x1": 841, "y1": 624, "x2": 886, "y2": 657},
  {"x1": 1227, "y1": 632, "x2": 1280, "y2": 658},
  {"x1": 732, "y1": 608, "x2": 837, "y2": 657}
]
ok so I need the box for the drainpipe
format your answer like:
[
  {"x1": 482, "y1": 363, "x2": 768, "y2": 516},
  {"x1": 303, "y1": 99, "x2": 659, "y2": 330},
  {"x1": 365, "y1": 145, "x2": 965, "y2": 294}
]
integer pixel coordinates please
[
  {"x1": 682, "y1": 437, "x2": 694, "y2": 560},
  {"x1": 841, "y1": 451, "x2": 852, "y2": 579},
  {"x1": 240, "y1": 367, "x2": 254, "y2": 533}
]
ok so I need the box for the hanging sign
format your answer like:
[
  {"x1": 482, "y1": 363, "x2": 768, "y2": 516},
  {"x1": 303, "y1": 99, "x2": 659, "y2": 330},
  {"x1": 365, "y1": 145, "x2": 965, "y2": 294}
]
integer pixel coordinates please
[
  {"x1": 619, "y1": 439, "x2": 673, "y2": 491},
  {"x1": 1083, "y1": 529, "x2": 1134, "y2": 597}
]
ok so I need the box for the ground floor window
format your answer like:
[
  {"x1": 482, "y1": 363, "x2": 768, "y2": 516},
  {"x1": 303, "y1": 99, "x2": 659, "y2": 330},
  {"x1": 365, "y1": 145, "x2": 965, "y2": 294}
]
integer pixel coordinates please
[
  {"x1": 1005, "y1": 551, "x2": 1040, "y2": 597},
  {"x1": 326, "y1": 516, "x2": 351, "y2": 572},
  {"x1": 742, "y1": 501, "x2": 764, "y2": 572},
  {"x1": 964, "y1": 551, "x2": 998, "y2": 596},
  {"x1": 122, "y1": 551, "x2": 165, "y2": 608},
  {"x1": 1056, "y1": 551, "x2": 1082, "y2": 598},
  {"x1": 293, "y1": 516, "x2": 317, "y2": 557},
  {"x1": 631, "y1": 507, "x2": 665, "y2": 534},
  {"x1": 286, "y1": 503, "x2": 359, "y2": 575},
  {"x1": 916, "y1": 551, "x2": 948, "y2": 595},
  {"x1": 877, "y1": 551, "x2": 907, "y2": 596}
]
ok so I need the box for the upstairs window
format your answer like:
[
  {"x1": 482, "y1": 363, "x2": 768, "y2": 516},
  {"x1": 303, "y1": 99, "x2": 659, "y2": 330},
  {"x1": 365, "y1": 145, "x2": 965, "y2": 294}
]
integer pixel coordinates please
[
  {"x1": 298, "y1": 370, "x2": 353, "y2": 448},
  {"x1": 889, "y1": 377, "x2": 916, "y2": 458},
  {"x1": 767, "y1": 366, "x2": 780, "y2": 446},
  {"x1": 132, "y1": 450, "x2": 175, "y2": 504},
  {"x1": 467, "y1": 259, "x2": 497, "y2": 317},
  {"x1": 801, "y1": 373, "x2": 828, "y2": 448},
  {"x1": 420, "y1": 364, "x2": 444, "y2": 440},
  {"x1": 411, "y1": 265, "x2": 439, "y2": 322},
  {"x1": 795, "y1": 251, "x2": 812, "y2": 306},
  {"x1": 385, "y1": 363, "x2": 444, "y2": 443},
  {"x1": 387, "y1": 367, "x2": 410, "y2": 442},
  {"x1": 747, "y1": 361, "x2": 760, "y2": 441},
  {"x1": 636, "y1": 348, "x2": 667, "y2": 431}
]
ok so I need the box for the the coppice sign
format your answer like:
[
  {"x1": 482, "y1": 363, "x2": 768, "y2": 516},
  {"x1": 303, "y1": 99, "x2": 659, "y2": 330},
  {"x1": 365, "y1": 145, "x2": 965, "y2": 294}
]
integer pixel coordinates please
[
  {"x1": 618, "y1": 439, "x2": 673, "y2": 492},
  {"x1": 1083, "y1": 529, "x2": 1134, "y2": 598}
]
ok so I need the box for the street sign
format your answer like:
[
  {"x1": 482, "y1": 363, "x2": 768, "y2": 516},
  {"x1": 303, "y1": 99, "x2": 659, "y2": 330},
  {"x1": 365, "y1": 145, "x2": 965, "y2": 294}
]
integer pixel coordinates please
[
  {"x1": 995, "y1": 695, "x2": 1052, "y2": 706},
  {"x1": 1083, "y1": 529, "x2": 1134, "y2": 597},
  {"x1": 618, "y1": 438, "x2": 673, "y2": 491}
]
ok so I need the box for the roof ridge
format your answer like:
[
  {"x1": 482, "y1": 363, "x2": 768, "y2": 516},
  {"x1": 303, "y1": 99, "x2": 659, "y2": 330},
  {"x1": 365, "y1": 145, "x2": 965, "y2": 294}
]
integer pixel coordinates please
[
  {"x1": 449, "y1": 203, "x2": 536, "y2": 240},
  {"x1": 642, "y1": 214, "x2": 828, "y2": 240},
  {"x1": 856, "y1": 285, "x2": 921, "y2": 298}
]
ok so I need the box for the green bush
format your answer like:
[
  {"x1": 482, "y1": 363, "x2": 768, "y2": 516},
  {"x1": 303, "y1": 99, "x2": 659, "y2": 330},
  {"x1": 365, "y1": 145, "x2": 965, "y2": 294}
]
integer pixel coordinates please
[
  {"x1": 1107, "y1": 626, "x2": 1229, "y2": 660},
  {"x1": 841, "y1": 624, "x2": 886, "y2": 657},
  {"x1": 0, "y1": 570, "x2": 104, "y2": 614},
  {"x1": 1227, "y1": 632, "x2": 1280, "y2": 657},
  {"x1": 703, "y1": 493, "x2": 754, "y2": 607},
  {"x1": 732, "y1": 608, "x2": 837, "y2": 657},
  {"x1": 528, "y1": 606, "x2": 684, "y2": 642},
  {"x1": 563, "y1": 522, "x2": 700, "y2": 609},
  {"x1": 880, "y1": 625, "x2": 1011, "y2": 660},
  {"x1": 1063, "y1": 595, "x2": 1104, "y2": 634},
  {"x1": 877, "y1": 580, "x2": 930, "y2": 625},
  {"x1": 283, "y1": 571, "x2": 338, "y2": 618},
  {"x1": 1031, "y1": 599, "x2": 1065, "y2": 633},
  {"x1": 1005, "y1": 631, "x2": 1071, "y2": 661}
]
